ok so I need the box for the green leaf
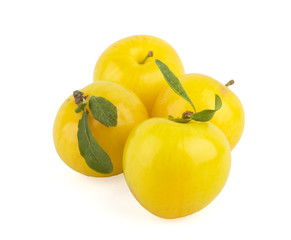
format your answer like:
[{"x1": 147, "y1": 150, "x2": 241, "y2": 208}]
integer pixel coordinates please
[
  {"x1": 89, "y1": 96, "x2": 117, "y2": 127},
  {"x1": 75, "y1": 99, "x2": 88, "y2": 113},
  {"x1": 214, "y1": 94, "x2": 222, "y2": 110},
  {"x1": 77, "y1": 111, "x2": 113, "y2": 174},
  {"x1": 168, "y1": 115, "x2": 192, "y2": 123},
  {"x1": 190, "y1": 110, "x2": 216, "y2": 122},
  {"x1": 190, "y1": 94, "x2": 222, "y2": 122},
  {"x1": 155, "y1": 59, "x2": 196, "y2": 112}
]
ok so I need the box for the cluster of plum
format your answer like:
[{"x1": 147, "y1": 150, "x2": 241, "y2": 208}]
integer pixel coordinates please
[{"x1": 53, "y1": 35, "x2": 244, "y2": 219}]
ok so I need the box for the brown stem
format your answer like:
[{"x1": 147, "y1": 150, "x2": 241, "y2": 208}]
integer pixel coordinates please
[
  {"x1": 140, "y1": 51, "x2": 153, "y2": 64},
  {"x1": 225, "y1": 80, "x2": 235, "y2": 87},
  {"x1": 182, "y1": 111, "x2": 194, "y2": 119},
  {"x1": 73, "y1": 90, "x2": 88, "y2": 105}
]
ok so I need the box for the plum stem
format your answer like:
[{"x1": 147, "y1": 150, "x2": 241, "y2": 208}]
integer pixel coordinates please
[
  {"x1": 225, "y1": 80, "x2": 235, "y2": 87},
  {"x1": 141, "y1": 51, "x2": 153, "y2": 64},
  {"x1": 182, "y1": 111, "x2": 194, "y2": 119}
]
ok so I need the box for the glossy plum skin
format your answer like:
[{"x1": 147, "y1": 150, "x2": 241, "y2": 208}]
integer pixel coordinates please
[
  {"x1": 123, "y1": 118, "x2": 231, "y2": 219},
  {"x1": 93, "y1": 35, "x2": 184, "y2": 112},
  {"x1": 151, "y1": 74, "x2": 245, "y2": 149},
  {"x1": 53, "y1": 81, "x2": 148, "y2": 177}
]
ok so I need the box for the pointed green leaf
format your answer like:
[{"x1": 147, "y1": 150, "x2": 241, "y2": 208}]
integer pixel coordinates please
[
  {"x1": 75, "y1": 99, "x2": 88, "y2": 113},
  {"x1": 77, "y1": 111, "x2": 113, "y2": 174},
  {"x1": 190, "y1": 110, "x2": 216, "y2": 122},
  {"x1": 190, "y1": 94, "x2": 222, "y2": 122},
  {"x1": 155, "y1": 59, "x2": 196, "y2": 112},
  {"x1": 215, "y1": 94, "x2": 222, "y2": 110},
  {"x1": 89, "y1": 96, "x2": 117, "y2": 127},
  {"x1": 168, "y1": 115, "x2": 192, "y2": 123}
]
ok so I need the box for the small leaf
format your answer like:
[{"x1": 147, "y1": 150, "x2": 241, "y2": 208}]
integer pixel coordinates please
[
  {"x1": 168, "y1": 115, "x2": 192, "y2": 123},
  {"x1": 89, "y1": 96, "x2": 117, "y2": 127},
  {"x1": 77, "y1": 111, "x2": 113, "y2": 174},
  {"x1": 215, "y1": 94, "x2": 222, "y2": 110},
  {"x1": 75, "y1": 99, "x2": 88, "y2": 113},
  {"x1": 190, "y1": 94, "x2": 222, "y2": 122},
  {"x1": 190, "y1": 110, "x2": 216, "y2": 122},
  {"x1": 155, "y1": 59, "x2": 196, "y2": 112}
]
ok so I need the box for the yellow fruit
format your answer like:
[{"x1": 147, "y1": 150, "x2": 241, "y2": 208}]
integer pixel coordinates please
[
  {"x1": 93, "y1": 35, "x2": 184, "y2": 112},
  {"x1": 151, "y1": 74, "x2": 244, "y2": 149},
  {"x1": 53, "y1": 81, "x2": 148, "y2": 177},
  {"x1": 123, "y1": 118, "x2": 231, "y2": 219}
]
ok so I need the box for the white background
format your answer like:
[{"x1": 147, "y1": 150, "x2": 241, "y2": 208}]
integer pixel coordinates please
[{"x1": 1, "y1": 0, "x2": 291, "y2": 239}]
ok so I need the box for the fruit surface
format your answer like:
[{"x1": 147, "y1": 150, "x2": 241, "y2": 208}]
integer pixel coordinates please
[
  {"x1": 151, "y1": 74, "x2": 244, "y2": 149},
  {"x1": 53, "y1": 81, "x2": 148, "y2": 177},
  {"x1": 93, "y1": 35, "x2": 184, "y2": 112},
  {"x1": 123, "y1": 118, "x2": 231, "y2": 219}
]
